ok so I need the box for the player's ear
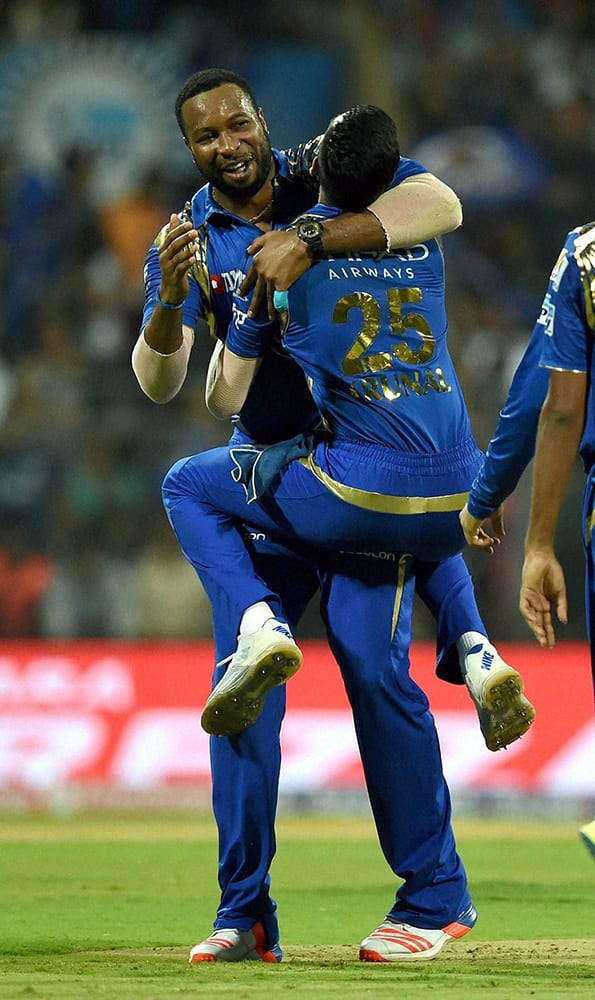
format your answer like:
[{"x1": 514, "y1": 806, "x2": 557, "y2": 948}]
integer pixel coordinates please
[
  {"x1": 258, "y1": 108, "x2": 269, "y2": 134},
  {"x1": 310, "y1": 156, "x2": 319, "y2": 178}
]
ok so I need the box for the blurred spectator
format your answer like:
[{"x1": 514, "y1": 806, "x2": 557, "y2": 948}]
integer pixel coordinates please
[
  {"x1": 0, "y1": 521, "x2": 54, "y2": 636},
  {"x1": 61, "y1": 433, "x2": 146, "y2": 529},
  {"x1": 79, "y1": 249, "x2": 135, "y2": 364},
  {"x1": 0, "y1": 424, "x2": 62, "y2": 547},
  {"x1": 133, "y1": 519, "x2": 213, "y2": 638},
  {"x1": 98, "y1": 167, "x2": 174, "y2": 311},
  {"x1": 0, "y1": 353, "x2": 16, "y2": 425},
  {"x1": 10, "y1": 310, "x2": 86, "y2": 445},
  {"x1": 40, "y1": 526, "x2": 136, "y2": 638},
  {"x1": 1, "y1": 149, "x2": 101, "y2": 360}
]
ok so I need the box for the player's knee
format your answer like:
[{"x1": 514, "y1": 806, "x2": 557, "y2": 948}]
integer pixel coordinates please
[{"x1": 161, "y1": 456, "x2": 193, "y2": 500}]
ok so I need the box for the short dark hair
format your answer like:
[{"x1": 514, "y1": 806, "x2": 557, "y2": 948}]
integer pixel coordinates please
[
  {"x1": 175, "y1": 68, "x2": 260, "y2": 136},
  {"x1": 317, "y1": 106, "x2": 400, "y2": 212}
]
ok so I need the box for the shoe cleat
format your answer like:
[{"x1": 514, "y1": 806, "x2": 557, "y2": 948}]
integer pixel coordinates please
[
  {"x1": 201, "y1": 618, "x2": 302, "y2": 737},
  {"x1": 464, "y1": 650, "x2": 535, "y2": 752}
]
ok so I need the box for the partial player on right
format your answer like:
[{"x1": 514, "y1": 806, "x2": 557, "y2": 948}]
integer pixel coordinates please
[{"x1": 460, "y1": 220, "x2": 595, "y2": 858}]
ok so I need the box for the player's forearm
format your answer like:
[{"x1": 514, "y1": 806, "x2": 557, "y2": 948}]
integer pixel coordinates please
[
  {"x1": 142, "y1": 300, "x2": 186, "y2": 355},
  {"x1": 131, "y1": 325, "x2": 193, "y2": 404},
  {"x1": 524, "y1": 403, "x2": 583, "y2": 553},
  {"x1": 467, "y1": 410, "x2": 541, "y2": 519},
  {"x1": 206, "y1": 345, "x2": 259, "y2": 419},
  {"x1": 371, "y1": 174, "x2": 462, "y2": 246},
  {"x1": 318, "y1": 174, "x2": 462, "y2": 256},
  {"x1": 467, "y1": 328, "x2": 550, "y2": 520}
]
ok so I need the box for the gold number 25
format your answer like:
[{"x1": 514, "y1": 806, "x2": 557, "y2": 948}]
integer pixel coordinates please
[{"x1": 335, "y1": 288, "x2": 435, "y2": 376}]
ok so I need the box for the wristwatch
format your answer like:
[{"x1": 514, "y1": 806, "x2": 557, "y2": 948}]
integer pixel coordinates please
[{"x1": 296, "y1": 219, "x2": 325, "y2": 262}]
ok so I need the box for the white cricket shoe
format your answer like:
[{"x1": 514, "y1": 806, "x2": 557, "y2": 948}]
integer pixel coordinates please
[
  {"x1": 189, "y1": 921, "x2": 281, "y2": 963},
  {"x1": 359, "y1": 903, "x2": 477, "y2": 962},
  {"x1": 464, "y1": 645, "x2": 535, "y2": 751},
  {"x1": 201, "y1": 618, "x2": 302, "y2": 737}
]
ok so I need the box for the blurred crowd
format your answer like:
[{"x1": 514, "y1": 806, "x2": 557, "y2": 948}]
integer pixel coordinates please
[{"x1": 0, "y1": 0, "x2": 593, "y2": 641}]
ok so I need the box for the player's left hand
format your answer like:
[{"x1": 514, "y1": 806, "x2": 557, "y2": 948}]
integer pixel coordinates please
[
  {"x1": 239, "y1": 230, "x2": 311, "y2": 319},
  {"x1": 459, "y1": 503, "x2": 505, "y2": 555},
  {"x1": 520, "y1": 549, "x2": 567, "y2": 648}
]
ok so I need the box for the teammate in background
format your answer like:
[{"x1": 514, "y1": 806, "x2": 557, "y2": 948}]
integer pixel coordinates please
[
  {"x1": 460, "y1": 220, "x2": 595, "y2": 860},
  {"x1": 133, "y1": 69, "x2": 531, "y2": 965}
]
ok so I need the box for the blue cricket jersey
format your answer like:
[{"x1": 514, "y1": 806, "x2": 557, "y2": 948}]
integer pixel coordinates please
[
  {"x1": 540, "y1": 221, "x2": 595, "y2": 472},
  {"x1": 467, "y1": 220, "x2": 595, "y2": 518},
  {"x1": 229, "y1": 203, "x2": 474, "y2": 456},
  {"x1": 141, "y1": 149, "x2": 430, "y2": 444}
]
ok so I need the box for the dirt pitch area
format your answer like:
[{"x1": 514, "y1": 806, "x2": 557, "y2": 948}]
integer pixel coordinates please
[
  {"x1": 95, "y1": 937, "x2": 595, "y2": 965},
  {"x1": 283, "y1": 938, "x2": 595, "y2": 965}
]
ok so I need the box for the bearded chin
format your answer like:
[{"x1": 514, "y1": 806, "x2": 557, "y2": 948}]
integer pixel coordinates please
[
  {"x1": 217, "y1": 168, "x2": 268, "y2": 200},
  {"x1": 214, "y1": 135, "x2": 272, "y2": 200}
]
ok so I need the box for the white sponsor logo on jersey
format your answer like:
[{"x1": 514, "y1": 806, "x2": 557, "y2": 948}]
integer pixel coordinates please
[{"x1": 537, "y1": 292, "x2": 556, "y2": 337}]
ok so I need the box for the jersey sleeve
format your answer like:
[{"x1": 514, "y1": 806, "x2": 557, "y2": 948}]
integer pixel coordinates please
[
  {"x1": 392, "y1": 155, "x2": 428, "y2": 184},
  {"x1": 226, "y1": 312, "x2": 276, "y2": 359},
  {"x1": 466, "y1": 230, "x2": 593, "y2": 518},
  {"x1": 540, "y1": 252, "x2": 589, "y2": 373},
  {"x1": 280, "y1": 136, "x2": 321, "y2": 189},
  {"x1": 226, "y1": 275, "x2": 276, "y2": 359},
  {"x1": 466, "y1": 323, "x2": 549, "y2": 518}
]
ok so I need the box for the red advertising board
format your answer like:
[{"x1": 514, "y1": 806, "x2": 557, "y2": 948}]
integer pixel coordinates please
[{"x1": 0, "y1": 640, "x2": 592, "y2": 803}]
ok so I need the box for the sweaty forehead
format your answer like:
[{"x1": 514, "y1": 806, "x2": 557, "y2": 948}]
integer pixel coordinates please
[{"x1": 182, "y1": 84, "x2": 257, "y2": 132}]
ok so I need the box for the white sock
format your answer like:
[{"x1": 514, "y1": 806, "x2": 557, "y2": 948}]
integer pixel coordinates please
[
  {"x1": 456, "y1": 631, "x2": 499, "y2": 683},
  {"x1": 239, "y1": 601, "x2": 276, "y2": 636}
]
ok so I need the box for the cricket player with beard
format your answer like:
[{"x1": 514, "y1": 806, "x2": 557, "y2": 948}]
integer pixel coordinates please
[{"x1": 134, "y1": 70, "x2": 532, "y2": 963}]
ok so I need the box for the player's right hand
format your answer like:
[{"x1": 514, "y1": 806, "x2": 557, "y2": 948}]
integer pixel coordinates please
[
  {"x1": 520, "y1": 549, "x2": 567, "y2": 648},
  {"x1": 240, "y1": 229, "x2": 311, "y2": 319},
  {"x1": 158, "y1": 213, "x2": 198, "y2": 305}
]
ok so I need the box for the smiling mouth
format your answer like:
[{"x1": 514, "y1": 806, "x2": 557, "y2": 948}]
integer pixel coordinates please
[{"x1": 223, "y1": 159, "x2": 252, "y2": 177}]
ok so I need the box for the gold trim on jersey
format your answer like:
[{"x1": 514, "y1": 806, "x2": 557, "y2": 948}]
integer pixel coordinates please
[
  {"x1": 154, "y1": 202, "x2": 217, "y2": 338},
  {"x1": 298, "y1": 454, "x2": 468, "y2": 513},
  {"x1": 585, "y1": 507, "x2": 595, "y2": 546},
  {"x1": 391, "y1": 554, "x2": 411, "y2": 639},
  {"x1": 573, "y1": 222, "x2": 595, "y2": 332},
  {"x1": 542, "y1": 364, "x2": 587, "y2": 374},
  {"x1": 190, "y1": 220, "x2": 217, "y2": 340}
]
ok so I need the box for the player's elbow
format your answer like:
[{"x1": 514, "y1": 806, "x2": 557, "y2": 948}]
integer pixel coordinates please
[
  {"x1": 142, "y1": 383, "x2": 178, "y2": 405},
  {"x1": 442, "y1": 193, "x2": 463, "y2": 233},
  {"x1": 407, "y1": 174, "x2": 463, "y2": 234},
  {"x1": 206, "y1": 394, "x2": 236, "y2": 420},
  {"x1": 205, "y1": 352, "x2": 257, "y2": 420},
  {"x1": 133, "y1": 368, "x2": 179, "y2": 404},
  {"x1": 205, "y1": 379, "x2": 243, "y2": 420}
]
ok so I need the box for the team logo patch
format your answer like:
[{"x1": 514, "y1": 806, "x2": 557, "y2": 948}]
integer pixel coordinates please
[{"x1": 538, "y1": 292, "x2": 556, "y2": 336}]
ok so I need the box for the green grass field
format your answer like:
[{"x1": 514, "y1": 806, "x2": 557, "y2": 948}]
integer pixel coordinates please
[{"x1": 0, "y1": 812, "x2": 593, "y2": 999}]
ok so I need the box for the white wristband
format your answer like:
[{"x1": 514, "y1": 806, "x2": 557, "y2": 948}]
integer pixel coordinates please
[{"x1": 367, "y1": 207, "x2": 392, "y2": 255}]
